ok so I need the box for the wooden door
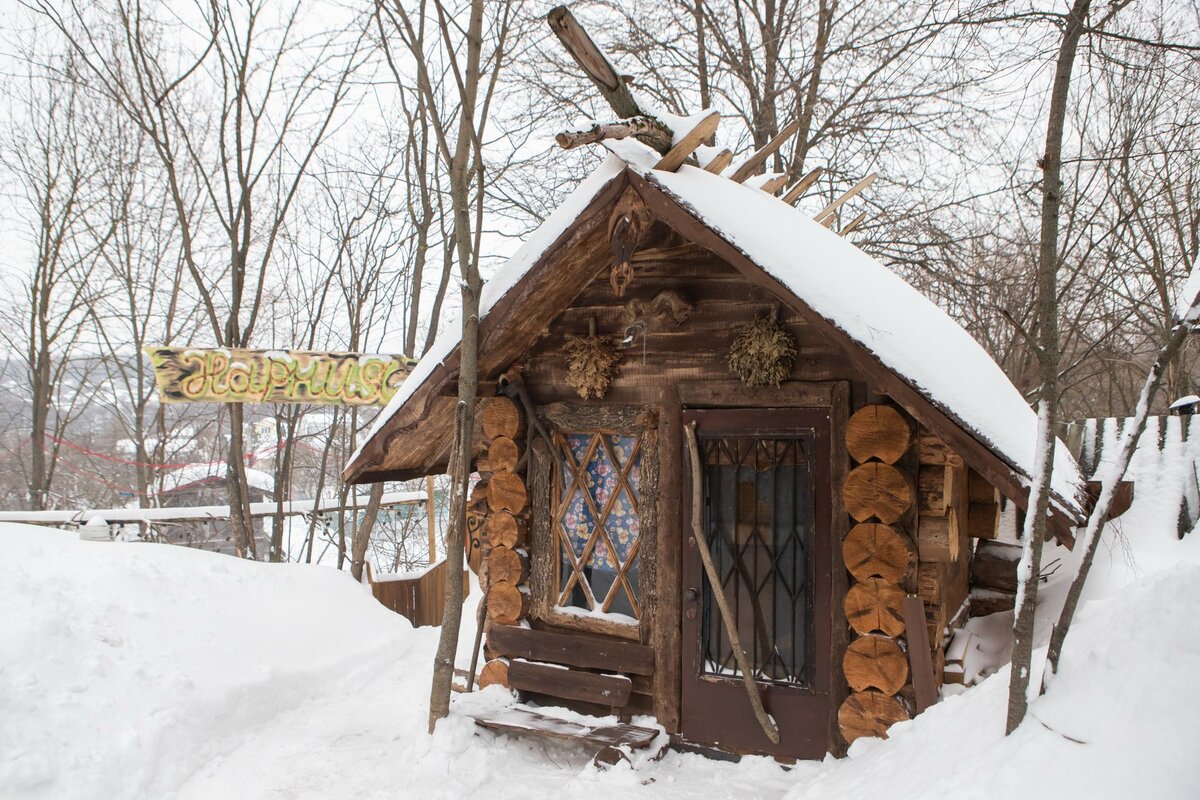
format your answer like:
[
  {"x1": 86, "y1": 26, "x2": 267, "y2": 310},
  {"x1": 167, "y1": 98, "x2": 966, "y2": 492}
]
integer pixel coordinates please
[{"x1": 680, "y1": 408, "x2": 833, "y2": 760}]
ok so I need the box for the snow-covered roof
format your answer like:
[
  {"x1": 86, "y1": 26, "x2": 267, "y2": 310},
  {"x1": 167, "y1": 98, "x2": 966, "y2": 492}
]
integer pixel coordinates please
[
  {"x1": 347, "y1": 144, "x2": 1086, "y2": 517},
  {"x1": 160, "y1": 463, "x2": 275, "y2": 494}
]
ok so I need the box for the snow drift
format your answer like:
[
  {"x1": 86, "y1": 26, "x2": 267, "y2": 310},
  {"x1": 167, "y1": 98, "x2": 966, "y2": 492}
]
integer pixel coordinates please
[{"x1": 2, "y1": 522, "x2": 1197, "y2": 799}]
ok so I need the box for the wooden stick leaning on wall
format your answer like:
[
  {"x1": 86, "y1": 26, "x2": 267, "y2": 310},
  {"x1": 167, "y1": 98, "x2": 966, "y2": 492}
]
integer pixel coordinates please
[{"x1": 685, "y1": 422, "x2": 781, "y2": 744}]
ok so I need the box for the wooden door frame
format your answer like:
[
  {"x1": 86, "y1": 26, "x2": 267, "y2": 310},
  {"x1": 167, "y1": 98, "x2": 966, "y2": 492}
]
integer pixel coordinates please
[{"x1": 654, "y1": 380, "x2": 850, "y2": 756}]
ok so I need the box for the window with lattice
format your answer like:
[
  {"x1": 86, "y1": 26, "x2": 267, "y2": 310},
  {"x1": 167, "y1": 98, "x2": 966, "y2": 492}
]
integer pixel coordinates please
[{"x1": 554, "y1": 431, "x2": 644, "y2": 620}]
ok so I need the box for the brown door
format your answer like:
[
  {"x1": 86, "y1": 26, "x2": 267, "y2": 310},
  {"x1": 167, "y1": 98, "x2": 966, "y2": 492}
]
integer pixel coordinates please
[{"x1": 680, "y1": 408, "x2": 833, "y2": 760}]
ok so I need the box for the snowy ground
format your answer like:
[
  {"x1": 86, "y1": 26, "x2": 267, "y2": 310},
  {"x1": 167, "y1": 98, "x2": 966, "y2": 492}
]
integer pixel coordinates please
[{"x1": 2, "y1": 518, "x2": 1197, "y2": 800}]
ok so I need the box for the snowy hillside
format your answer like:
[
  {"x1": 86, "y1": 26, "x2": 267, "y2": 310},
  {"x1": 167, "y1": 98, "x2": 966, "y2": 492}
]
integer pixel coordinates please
[{"x1": 2, "y1": 522, "x2": 1197, "y2": 799}]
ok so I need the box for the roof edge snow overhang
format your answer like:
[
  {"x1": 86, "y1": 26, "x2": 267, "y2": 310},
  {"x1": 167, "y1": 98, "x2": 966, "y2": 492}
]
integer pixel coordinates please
[{"x1": 346, "y1": 164, "x2": 1085, "y2": 542}]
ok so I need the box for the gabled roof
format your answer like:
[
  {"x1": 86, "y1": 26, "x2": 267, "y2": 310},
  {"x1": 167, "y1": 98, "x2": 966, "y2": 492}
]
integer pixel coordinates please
[{"x1": 345, "y1": 146, "x2": 1087, "y2": 527}]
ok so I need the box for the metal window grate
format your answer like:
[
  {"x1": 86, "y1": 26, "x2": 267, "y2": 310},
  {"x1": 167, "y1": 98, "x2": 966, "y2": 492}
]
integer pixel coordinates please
[{"x1": 699, "y1": 433, "x2": 815, "y2": 686}]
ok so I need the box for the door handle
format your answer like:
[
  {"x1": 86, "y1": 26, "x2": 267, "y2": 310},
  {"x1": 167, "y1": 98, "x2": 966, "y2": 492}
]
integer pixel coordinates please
[{"x1": 684, "y1": 587, "x2": 699, "y2": 602}]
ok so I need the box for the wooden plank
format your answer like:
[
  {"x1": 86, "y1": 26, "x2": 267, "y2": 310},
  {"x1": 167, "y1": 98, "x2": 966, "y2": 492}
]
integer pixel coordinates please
[
  {"x1": 839, "y1": 212, "x2": 867, "y2": 237},
  {"x1": 655, "y1": 111, "x2": 720, "y2": 172},
  {"x1": 703, "y1": 148, "x2": 733, "y2": 174},
  {"x1": 507, "y1": 660, "x2": 633, "y2": 707},
  {"x1": 782, "y1": 167, "x2": 823, "y2": 205},
  {"x1": 474, "y1": 707, "x2": 659, "y2": 749},
  {"x1": 729, "y1": 119, "x2": 801, "y2": 183},
  {"x1": 488, "y1": 626, "x2": 656, "y2": 675},
  {"x1": 901, "y1": 595, "x2": 938, "y2": 713},
  {"x1": 814, "y1": 173, "x2": 878, "y2": 225},
  {"x1": 654, "y1": 383, "x2": 682, "y2": 732}
]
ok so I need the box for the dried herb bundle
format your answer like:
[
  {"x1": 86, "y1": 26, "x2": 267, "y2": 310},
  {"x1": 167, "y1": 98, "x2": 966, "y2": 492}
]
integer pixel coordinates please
[
  {"x1": 565, "y1": 334, "x2": 621, "y2": 399},
  {"x1": 728, "y1": 309, "x2": 796, "y2": 386}
]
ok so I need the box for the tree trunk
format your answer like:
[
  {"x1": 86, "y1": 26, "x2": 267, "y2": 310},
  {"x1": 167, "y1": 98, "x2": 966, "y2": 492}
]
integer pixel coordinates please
[
  {"x1": 427, "y1": 0, "x2": 486, "y2": 736},
  {"x1": 226, "y1": 403, "x2": 258, "y2": 559},
  {"x1": 1006, "y1": 0, "x2": 1091, "y2": 736},
  {"x1": 350, "y1": 482, "x2": 386, "y2": 581}
]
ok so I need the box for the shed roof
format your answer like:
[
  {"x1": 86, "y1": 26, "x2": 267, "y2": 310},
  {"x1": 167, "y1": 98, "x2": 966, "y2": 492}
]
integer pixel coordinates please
[{"x1": 345, "y1": 145, "x2": 1086, "y2": 525}]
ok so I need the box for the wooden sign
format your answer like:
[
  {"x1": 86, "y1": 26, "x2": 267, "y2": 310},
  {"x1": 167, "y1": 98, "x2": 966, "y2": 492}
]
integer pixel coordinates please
[{"x1": 144, "y1": 347, "x2": 416, "y2": 406}]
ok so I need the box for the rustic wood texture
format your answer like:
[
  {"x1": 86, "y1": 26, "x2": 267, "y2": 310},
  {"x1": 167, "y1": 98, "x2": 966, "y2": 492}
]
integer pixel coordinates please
[
  {"x1": 367, "y1": 560, "x2": 470, "y2": 627},
  {"x1": 465, "y1": 508, "x2": 487, "y2": 575},
  {"x1": 508, "y1": 660, "x2": 633, "y2": 707},
  {"x1": 969, "y1": 588, "x2": 1016, "y2": 617},
  {"x1": 828, "y1": 381, "x2": 853, "y2": 757},
  {"x1": 477, "y1": 658, "x2": 511, "y2": 690},
  {"x1": 843, "y1": 462, "x2": 913, "y2": 524},
  {"x1": 487, "y1": 580, "x2": 529, "y2": 626},
  {"x1": 917, "y1": 510, "x2": 960, "y2": 562},
  {"x1": 967, "y1": 468, "x2": 999, "y2": 503},
  {"x1": 967, "y1": 501, "x2": 1001, "y2": 540},
  {"x1": 486, "y1": 510, "x2": 527, "y2": 549},
  {"x1": 782, "y1": 167, "x2": 823, "y2": 205},
  {"x1": 917, "y1": 561, "x2": 945, "y2": 606},
  {"x1": 488, "y1": 436, "x2": 521, "y2": 473},
  {"x1": 528, "y1": 440, "x2": 554, "y2": 621},
  {"x1": 488, "y1": 625, "x2": 656, "y2": 675},
  {"x1": 837, "y1": 690, "x2": 910, "y2": 744},
  {"x1": 916, "y1": 430, "x2": 965, "y2": 468},
  {"x1": 654, "y1": 383, "x2": 682, "y2": 732},
  {"x1": 473, "y1": 707, "x2": 660, "y2": 750},
  {"x1": 546, "y1": 7, "x2": 642, "y2": 119},
  {"x1": 843, "y1": 635, "x2": 909, "y2": 695},
  {"x1": 487, "y1": 545, "x2": 529, "y2": 586},
  {"x1": 845, "y1": 404, "x2": 911, "y2": 465},
  {"x1": 729, "y1": 119, "x2": 800, "y2": 182},
  {"x1": 842, "y1": 523, "x2": 916, "y2": 583},
  {"x1": 900, "y1": 596, "x2": 938, "y2": 713},
  {"x1": 971, "y1": 540, "x2": 1021, "y2": 593},
  {"x1": 482, "y1": 396, "x2": 524, "y2": 441},
  {"x1": 917, "y1": 464, "x2": 955, "y2": 515},
  {"x1": 844, "y1": 577, "x2": 907, "y2": 636},
  {"x1": 487, "y1": 472, "x2": 528, "y2": 514},
  {"x1": 655, "y1": 111, "x2": 720, "y2": 172}
]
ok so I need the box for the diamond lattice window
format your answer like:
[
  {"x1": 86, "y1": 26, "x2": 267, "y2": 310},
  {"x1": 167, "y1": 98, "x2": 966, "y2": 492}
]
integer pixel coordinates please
[{"x1": 554, "y1": 431, "x2": 644, "y2": 619}]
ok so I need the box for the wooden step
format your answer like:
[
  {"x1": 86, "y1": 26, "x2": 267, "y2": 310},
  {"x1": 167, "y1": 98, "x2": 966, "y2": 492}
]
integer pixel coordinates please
[
  {"x1": 507, "y1": 659, "x2": 632, "y2": 707},
  {"x1": 474, "y1": 706, "x2": 659, "y2": 750}
]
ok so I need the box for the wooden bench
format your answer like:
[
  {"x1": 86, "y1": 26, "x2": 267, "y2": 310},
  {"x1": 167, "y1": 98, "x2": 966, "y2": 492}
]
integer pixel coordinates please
[
  {"x1": 476, "y1": 626, "x2": 662, "y2": 765},
  {"x1": 486, "y1": 625, "x2": 655, "y2": 717}
]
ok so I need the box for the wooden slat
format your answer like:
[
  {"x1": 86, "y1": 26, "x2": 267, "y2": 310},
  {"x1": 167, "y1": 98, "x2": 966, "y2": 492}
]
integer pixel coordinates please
[
  {"x1": 655, "y1": 111, "x2": 720, "y2": 172},
  {"x1": 703, "y1": 148, "x2": 733, "y2": 174},
  {"x1": 729, "y1": 119, "x2": 801, "y2": 183},
  {"x1": 901, "y1": 595, "x2": 938, "y2": 713},
  {"x1": 782, "y1": 167, "x2": 823, "y2": 205},
  {"x1": 474, "y1": 707, "x2": 659, "y2": 749},
  {"x1": 839, "y1": 212, "x2": 867, "y2": 237},
  {"x1": 814, "y1": 173, "x2": 878, "y2": 225},
  {"x1": 488, "y1": 625, "x2": 656, "y2": 675},
  {"x1": 760, "y1": 175, "x2": 788, "y2": 195},
  {"x1": 507, "y1": 660, "x2": 633, "y2": 707}
]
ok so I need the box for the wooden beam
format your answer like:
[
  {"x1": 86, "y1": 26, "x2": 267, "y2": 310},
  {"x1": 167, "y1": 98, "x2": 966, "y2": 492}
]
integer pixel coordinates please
[
  {"x1": 782, "y1": 167, "x2": 823, "y2": 205},
  {"x1": 702, "y1": 148, "x2": 733, "y2": 174},
  {"x1": 814, "y1": 173, "x2": 878, "y2": 225},
  {"x1": 556, "y1": 117, "x2": 673, "y2": 154},
  {"x1": 760, "y1": 175, "x2": 789, "y2": 195},
  {"x1": 547, "y1": 6, "x2": 640, "y2": 119},
  {"x1": 488, "y1": 625, "x2": 656, "y2": 675},
  {"x1": 839, "y1": 212, "x2": 867, "y2": 237},
  {"x1": 729, "y1": 119, "x2": 801, "y2": 183},
  {"x1": 655, "y1": 111, "x2": 720, "y2": 172},
  {"x1": 902, "y1": 595, "x2": 938, "y2": 713}
]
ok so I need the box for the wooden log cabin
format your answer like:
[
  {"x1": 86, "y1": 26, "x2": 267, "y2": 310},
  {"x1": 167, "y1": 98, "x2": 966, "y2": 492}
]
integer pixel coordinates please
[{"x1": 342, "y1": 128, "x2": 1088, "y2": 762}]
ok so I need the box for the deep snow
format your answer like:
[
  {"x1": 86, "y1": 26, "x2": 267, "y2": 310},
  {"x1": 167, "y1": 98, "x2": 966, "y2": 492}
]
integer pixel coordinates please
[{"x1": 1, "y1": 520, "x2": 1197, "y2": 800}]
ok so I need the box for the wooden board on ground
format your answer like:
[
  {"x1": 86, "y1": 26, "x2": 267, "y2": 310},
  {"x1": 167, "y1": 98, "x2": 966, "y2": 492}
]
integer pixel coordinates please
[{"x1": 474, "y1": 706, "x2": 660, "y2": 750}]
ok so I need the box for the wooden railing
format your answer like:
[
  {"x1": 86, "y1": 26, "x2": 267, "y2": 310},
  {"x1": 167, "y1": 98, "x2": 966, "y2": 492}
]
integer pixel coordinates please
[{"x1": 366, "y1": 559, "x2": 470, "y2": 627}]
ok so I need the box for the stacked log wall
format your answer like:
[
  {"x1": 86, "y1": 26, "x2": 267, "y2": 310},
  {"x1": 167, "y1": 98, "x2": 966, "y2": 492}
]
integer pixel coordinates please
[
  {"x1": 474, "y1": 395, "x2": 532, "y2": 691},
  {"x1": 837, "y1": 404, "x2": 916, "y2": 744}
]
